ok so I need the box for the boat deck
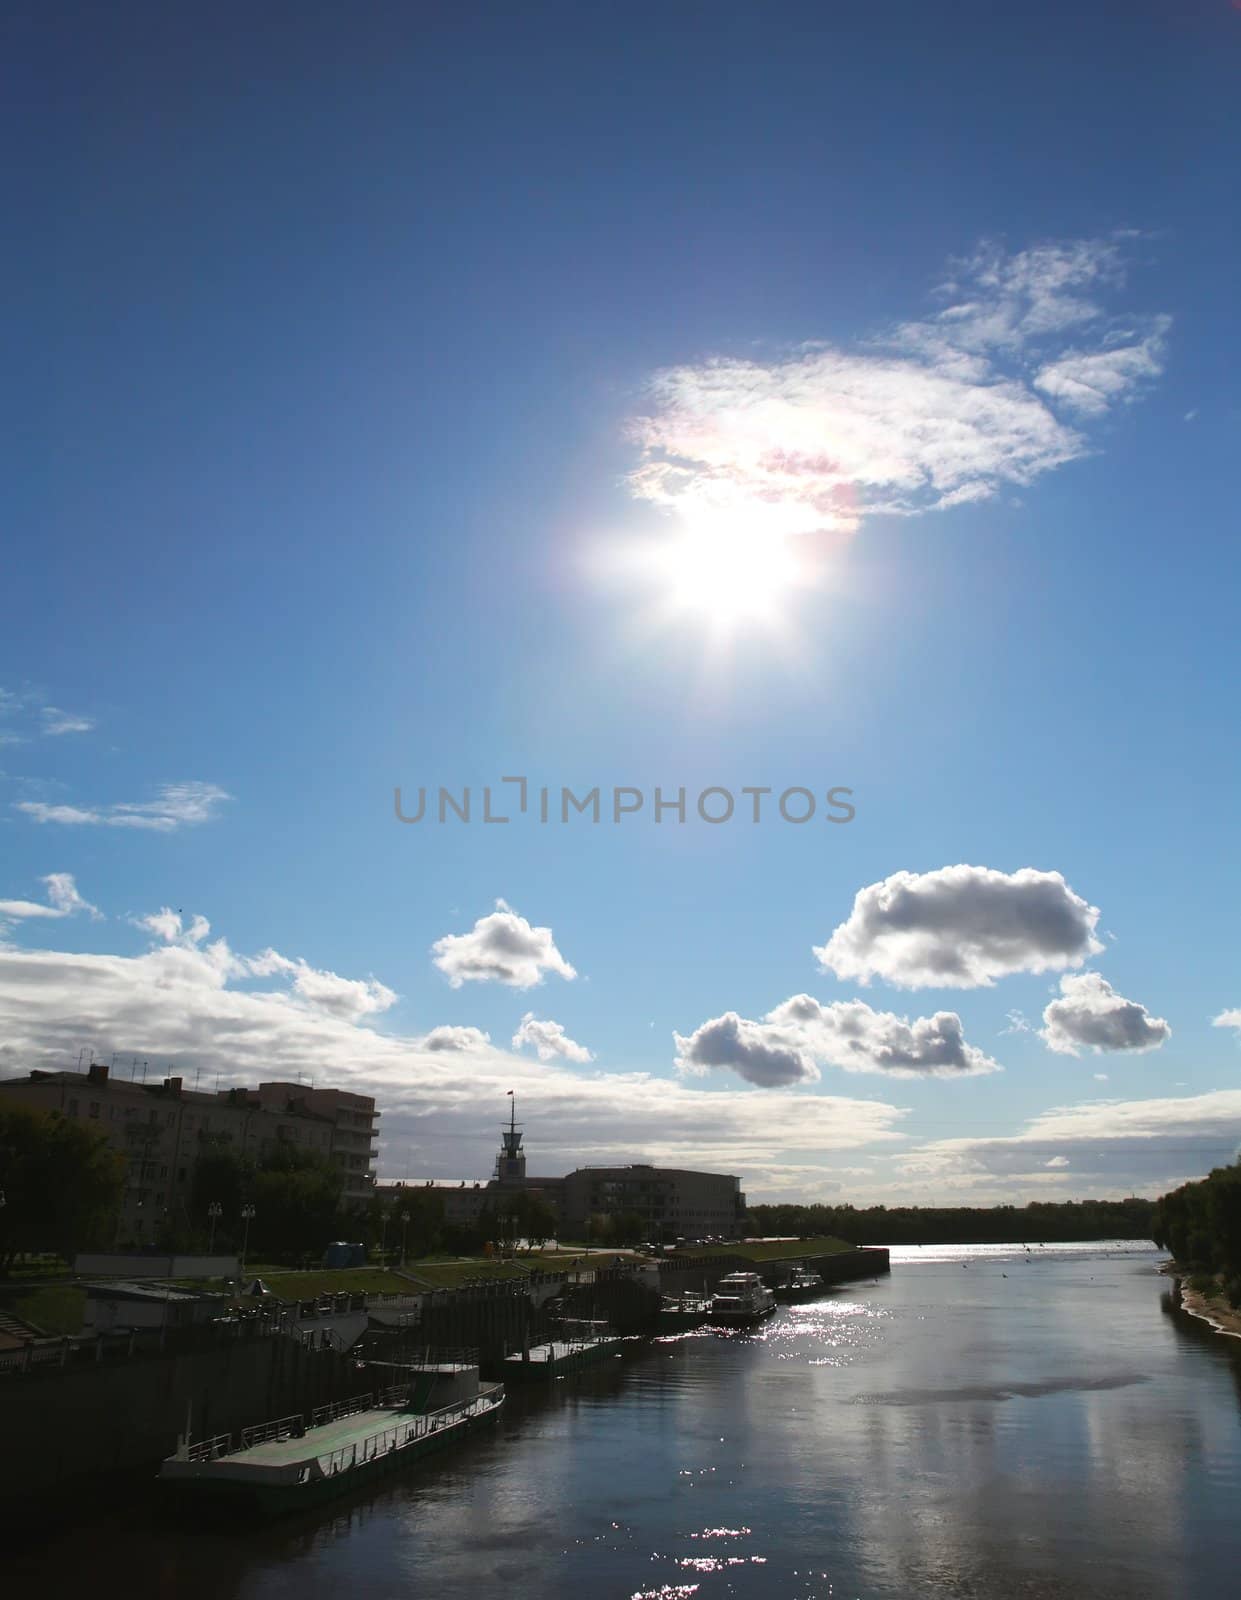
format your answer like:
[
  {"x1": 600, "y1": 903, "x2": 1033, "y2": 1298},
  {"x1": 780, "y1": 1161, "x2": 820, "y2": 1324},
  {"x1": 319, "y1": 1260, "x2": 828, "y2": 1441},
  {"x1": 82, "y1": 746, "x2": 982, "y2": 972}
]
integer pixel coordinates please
[{"x1": 236, "y1": 1408, "x2": 402, "y2": 1467}]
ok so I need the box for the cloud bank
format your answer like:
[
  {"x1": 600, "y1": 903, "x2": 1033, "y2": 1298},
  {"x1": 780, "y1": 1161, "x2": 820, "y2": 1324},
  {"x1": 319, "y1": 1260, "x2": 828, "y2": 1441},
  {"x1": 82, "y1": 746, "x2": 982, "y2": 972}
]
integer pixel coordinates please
[
  {"x1": 0, "y1": 921, "x2": 908, "y2": 1188},
  {"x1": 815, "y1": 865, "x2": 1103, "y2": 989}
]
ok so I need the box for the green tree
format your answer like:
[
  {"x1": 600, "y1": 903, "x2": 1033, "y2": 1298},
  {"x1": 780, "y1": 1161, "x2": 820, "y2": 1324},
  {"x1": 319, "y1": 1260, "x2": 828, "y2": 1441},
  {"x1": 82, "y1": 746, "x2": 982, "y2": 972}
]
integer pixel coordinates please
[
  {"x1": 251, "y1": 1142, "x2": 344, "y2": 1260},
  {"x1": 0, "y1": 1105, "x2": 125, "y2": 1270}
]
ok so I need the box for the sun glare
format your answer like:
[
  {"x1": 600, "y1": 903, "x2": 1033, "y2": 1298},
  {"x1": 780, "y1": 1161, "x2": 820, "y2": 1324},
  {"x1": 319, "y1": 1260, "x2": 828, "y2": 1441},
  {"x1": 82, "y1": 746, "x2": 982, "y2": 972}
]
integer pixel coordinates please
[{"x1": 646, "y1": 523, "x2": 805, "y2": 630}]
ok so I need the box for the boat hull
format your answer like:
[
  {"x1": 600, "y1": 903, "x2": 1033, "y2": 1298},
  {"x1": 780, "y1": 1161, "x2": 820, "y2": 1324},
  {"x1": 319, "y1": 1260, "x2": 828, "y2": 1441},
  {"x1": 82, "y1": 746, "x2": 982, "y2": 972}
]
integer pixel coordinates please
[{"x1": 709, "y1": 1302, "x2": 777, "y2": 1327}]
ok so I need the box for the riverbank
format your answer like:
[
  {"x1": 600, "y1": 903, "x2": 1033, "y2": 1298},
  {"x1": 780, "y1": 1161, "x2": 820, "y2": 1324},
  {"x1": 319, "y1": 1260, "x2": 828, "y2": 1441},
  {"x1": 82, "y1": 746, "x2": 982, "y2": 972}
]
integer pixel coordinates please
[{"x1": 1162, "y1": 1262, "x2": 1241, "y2": 1340}]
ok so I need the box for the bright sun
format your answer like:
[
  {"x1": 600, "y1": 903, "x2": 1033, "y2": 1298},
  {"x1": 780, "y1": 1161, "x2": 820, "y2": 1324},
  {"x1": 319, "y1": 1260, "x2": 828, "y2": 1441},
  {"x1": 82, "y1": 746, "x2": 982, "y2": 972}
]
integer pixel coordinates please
[{"x1": 647, "y1": 523, "x2": 804, "y2": 630}]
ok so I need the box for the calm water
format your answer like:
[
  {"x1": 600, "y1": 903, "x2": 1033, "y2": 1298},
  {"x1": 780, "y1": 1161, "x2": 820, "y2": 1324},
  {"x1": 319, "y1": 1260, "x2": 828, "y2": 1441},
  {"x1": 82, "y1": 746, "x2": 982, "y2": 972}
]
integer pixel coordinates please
[{"x1": 19, "y1": 1243, "x2": 1241, "y2": 1599}]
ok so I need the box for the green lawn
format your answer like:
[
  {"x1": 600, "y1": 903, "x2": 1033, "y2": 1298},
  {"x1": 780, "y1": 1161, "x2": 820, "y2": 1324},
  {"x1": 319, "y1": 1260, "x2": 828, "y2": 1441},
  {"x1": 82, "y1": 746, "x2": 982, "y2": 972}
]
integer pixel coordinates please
[
  {"x1": 236, "y1": 1267, "x2": 417, "y2": 1297},
  {"x1": 674, "y1": 1236, "x2": 853, "y2": 1262},
  {"x1": 2, "y1": 1283, "x2": 86, "y2": 1336},
  {"x1": 404, "y1": 1259, "x2": 534, "y2": 1289}
]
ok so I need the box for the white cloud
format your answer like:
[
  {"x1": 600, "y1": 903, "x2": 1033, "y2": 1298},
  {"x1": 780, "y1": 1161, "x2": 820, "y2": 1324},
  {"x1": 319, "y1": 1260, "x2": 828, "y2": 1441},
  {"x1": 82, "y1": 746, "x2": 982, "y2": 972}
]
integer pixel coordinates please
[
  {"x1": 0, "y1": 687, "x2": 94, "y2": 741},
  {"x1": 768, "y1": 995, "x2": 1000, "y2": 1078},
  {"x1": 1094, "y1": 1073, "x2": 1110, "y2": 1082},
  {"x1": 1044, "y1": 1155, "x2": 1070, "y2": 1168},
  {"x1": 418, "y1": 1025, "x2": 493, "y2": 1053},
  {"x1": 676, "y1": 994, "x2": 1000, "y2": 1086},
  {"x1": 1001, "y1": 1009, "x2": 1032, "y2": 1035},
  {"x1": 1040, "y1": 972, "x2": 1170, "y2": 1056},
  {"x1": 0, "y1": 923, "x2": 909, "y2": 1191},
  {"x1": 675, "y1": 1011, "x2": 819, "y2": 1087},
  {"x1": 40, "y1": 707, "x2": 95, "y2": 737},
  {"x1": 431, "y1": 900, "x2": 576, "y2": 989},
  {"x1": 815, "y1": 864, "x2": 1103, "y2": 989},
  {"x1": 512, "y1": 1012, "x2": 595, "y2": 1064},
  {"x1": 1034, "y1": 326, "x2": 1168, "y2": 417},
  {"x1": 626, "y1": 236, "x2": 1166, "y2": 545},
  {"x1": 246, "y1": 945, "x2": 396, "y2": 1021},
  {"x1": 0, "y1": 873, "x2": 101, "y2": 923},
  {"x1": 1213, "y1": 1009, "x2": 1241, "y2": 1039},
  {"x1": 16, "y1": 781, "x2": 230, "y2": 832}
]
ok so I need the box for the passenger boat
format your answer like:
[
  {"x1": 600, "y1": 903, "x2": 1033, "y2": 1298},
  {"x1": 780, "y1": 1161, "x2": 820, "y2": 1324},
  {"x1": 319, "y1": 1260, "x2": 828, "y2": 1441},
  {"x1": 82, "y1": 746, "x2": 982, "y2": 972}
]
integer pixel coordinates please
[
  {"x1": 709, "y1": 1271, "x2": 777, "y2": 1326},
  {"x1": 158, "y1": 1359, "x2": 503, "y2": 1516}
]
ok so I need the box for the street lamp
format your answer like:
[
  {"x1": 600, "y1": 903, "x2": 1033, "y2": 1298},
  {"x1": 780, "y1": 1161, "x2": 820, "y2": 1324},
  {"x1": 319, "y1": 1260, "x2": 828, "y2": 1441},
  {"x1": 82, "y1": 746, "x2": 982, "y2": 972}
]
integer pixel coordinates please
[
  {"x1": 207, "y1": 1201, "x2": 222, "y2": 1253},
  {"x1": 380, "y1": 1207, "x2": 389, "y2": 1267},
  {"x1": 240, "y1": 1204, "x2": 256, "y2": 1274},
  {"x1": 398, "y1": 1209, "x2": 409, "y2": 1266}
]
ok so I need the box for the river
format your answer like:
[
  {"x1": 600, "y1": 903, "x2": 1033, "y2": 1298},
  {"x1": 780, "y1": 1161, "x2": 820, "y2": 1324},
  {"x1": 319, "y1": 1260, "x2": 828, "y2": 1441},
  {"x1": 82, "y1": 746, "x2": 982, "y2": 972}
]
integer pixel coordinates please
[{"x1": 17, "y1": 1242, "x2": 1241, "y2": 1598}]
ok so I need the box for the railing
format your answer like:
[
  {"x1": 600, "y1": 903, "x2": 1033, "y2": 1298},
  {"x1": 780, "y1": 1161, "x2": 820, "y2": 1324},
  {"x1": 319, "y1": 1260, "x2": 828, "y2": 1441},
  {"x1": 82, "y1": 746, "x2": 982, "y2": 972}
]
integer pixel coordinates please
[
  {"x1": 310, "y1": 1390, "x2": 374, "y2": 1426},
  {"x1": 186, "y1": 1431, "x2": 233, "y2": 1462},
  {"x1": 378, "y1": 1382, "x2": 409, "y2": 1405},
  {"x1": 314, "y1": 1390, "x2": 502, "y2": 1478},
  {"x1": 239, "y1": 1413, "x2": 303, "y2": 1448}
]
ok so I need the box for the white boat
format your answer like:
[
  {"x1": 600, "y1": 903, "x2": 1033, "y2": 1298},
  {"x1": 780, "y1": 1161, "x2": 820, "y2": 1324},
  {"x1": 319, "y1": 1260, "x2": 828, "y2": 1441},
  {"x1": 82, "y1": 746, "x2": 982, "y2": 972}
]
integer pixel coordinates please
[
  {"x1": 709, "y1": 1271, "x2": 776, "y2": 1325},
  {"x1": 780, "y1": 1265, "x2": 826, "y2": 1300}
]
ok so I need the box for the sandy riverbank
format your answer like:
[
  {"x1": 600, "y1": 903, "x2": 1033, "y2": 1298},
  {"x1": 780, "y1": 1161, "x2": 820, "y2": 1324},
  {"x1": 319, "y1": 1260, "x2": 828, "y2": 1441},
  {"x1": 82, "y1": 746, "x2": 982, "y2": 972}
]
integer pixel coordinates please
[{"x1": 1162, "y1": 1263, "x2": 1241, "y2": 1341}]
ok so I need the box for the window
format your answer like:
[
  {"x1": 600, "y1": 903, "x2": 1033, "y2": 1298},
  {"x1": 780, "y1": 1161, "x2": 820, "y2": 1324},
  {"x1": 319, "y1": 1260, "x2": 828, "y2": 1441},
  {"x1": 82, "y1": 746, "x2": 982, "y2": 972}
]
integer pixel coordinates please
[
  {"x1": 68, "y1": 1098, "x2": 79, "y2": 1115},
  {"x1": 89, "y1": 1102, "x2": 100, "y2": 1118}
]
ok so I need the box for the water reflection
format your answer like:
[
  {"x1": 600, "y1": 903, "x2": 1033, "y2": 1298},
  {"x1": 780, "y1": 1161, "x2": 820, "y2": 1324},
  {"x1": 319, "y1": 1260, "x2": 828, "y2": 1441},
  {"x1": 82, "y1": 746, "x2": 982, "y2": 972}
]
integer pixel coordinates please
[{"x1": 11, "y1": 1244, "x2": 1241, "y2": 1600}]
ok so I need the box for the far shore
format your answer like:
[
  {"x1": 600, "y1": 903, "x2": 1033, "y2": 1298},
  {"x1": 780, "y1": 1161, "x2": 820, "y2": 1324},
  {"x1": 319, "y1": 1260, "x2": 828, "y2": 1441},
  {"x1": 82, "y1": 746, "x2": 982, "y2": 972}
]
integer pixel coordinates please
[{"x1": 1161, "y1": 1262, "x2": 1241, "y2": 1341}]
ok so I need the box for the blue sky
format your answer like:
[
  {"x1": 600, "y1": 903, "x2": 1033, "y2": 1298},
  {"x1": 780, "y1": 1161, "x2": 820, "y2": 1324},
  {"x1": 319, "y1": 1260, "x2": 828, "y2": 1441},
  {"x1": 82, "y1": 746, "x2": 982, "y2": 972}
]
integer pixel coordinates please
[{"x1": 3, "y1": 1, "x2": 1239, "y2": 1203}]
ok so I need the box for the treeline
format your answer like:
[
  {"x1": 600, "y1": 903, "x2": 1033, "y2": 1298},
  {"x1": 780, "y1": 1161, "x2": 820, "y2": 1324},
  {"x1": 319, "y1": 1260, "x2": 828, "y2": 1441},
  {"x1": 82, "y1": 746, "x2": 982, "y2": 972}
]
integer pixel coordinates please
[
  {"x1": 747, "y1": 1197, "x2": 1156, "y2": 1246},
  {"x1": 1151, "y1": 1160, "x2": 1241, "y2": 1305}
]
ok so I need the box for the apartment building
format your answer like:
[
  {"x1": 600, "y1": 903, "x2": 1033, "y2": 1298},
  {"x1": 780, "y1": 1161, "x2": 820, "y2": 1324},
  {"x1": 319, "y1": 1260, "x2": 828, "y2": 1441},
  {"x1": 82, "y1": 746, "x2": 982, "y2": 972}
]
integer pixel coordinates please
[
  {"x1": 241, "y1": 1083, "x2": 379, "y2": 1206},
  {"x1": 0, "y1": 1062, "x2": 336, "y2": 1242},
  {"x1": 560, "y1": 1164, "x2": 745, "y2": 1240}
]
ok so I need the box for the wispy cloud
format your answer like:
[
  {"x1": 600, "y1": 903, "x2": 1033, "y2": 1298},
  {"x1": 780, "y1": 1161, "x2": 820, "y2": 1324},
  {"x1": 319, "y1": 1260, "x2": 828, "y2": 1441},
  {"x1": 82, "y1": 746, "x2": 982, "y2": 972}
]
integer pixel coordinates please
[
  {"x1": 0, "y1": 686, "x2": 94, "y2": 742},
  {"x1": 0, "y1": 872, "x2": 102, "y2": 923},
  {"x1": 41, "y1": 707, "x2": 95, "y2": 737},
  {"x1": 626, "y1": 236, "x2": 1166, "y2": 544},
  {"x1": 16, "y1": 781, "x2": 231, "y2": 832}
]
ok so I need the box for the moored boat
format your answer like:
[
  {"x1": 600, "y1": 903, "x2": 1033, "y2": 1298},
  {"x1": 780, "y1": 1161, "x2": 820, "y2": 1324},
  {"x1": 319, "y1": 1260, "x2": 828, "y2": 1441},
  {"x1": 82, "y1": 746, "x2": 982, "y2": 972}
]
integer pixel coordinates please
[
  {"x1": 657, "y1": 1293, "x2": 713, "y2": 1331},
  {"x1": 158, "y1": 1360, "x2": 503, "y2": 1516},
  {"x1": 709, "y1": 1271, "x2": 776, "y2": 1326},
  {"x1": 777, "y1": 1265, "x2": 826, "y2": 1301}
]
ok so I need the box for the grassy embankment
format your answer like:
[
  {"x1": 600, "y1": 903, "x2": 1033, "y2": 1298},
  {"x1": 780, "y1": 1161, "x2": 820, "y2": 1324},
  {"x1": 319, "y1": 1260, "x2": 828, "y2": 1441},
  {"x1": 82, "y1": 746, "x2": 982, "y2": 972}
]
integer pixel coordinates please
[{"x1": 673, "y1": 1236, "x2": 853, "y2": 1262}]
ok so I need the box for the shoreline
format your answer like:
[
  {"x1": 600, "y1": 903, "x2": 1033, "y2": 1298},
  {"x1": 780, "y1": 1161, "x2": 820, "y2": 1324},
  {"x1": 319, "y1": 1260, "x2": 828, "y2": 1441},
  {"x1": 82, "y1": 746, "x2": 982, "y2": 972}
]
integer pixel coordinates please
[{"x1": 1160, "y1": 1262, "x2": 1241, "y2": 1341}]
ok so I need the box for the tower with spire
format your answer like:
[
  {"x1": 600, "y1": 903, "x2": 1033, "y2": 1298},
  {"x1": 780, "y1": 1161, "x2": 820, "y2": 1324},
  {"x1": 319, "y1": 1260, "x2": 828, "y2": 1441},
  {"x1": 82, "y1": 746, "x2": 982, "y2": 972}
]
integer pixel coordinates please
[{"x1": 494, "y1": 1092, "x2": 527, "y2": 1187}]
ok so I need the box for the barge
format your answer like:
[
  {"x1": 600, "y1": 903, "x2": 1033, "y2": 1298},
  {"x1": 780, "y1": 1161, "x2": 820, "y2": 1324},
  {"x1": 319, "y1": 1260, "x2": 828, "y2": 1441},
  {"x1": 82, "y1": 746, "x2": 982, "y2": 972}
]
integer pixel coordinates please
[{"x1": 158, "y1": 1360, "x2": 503, "y2": 1516}]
